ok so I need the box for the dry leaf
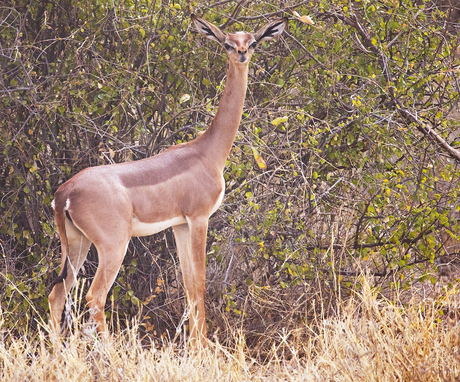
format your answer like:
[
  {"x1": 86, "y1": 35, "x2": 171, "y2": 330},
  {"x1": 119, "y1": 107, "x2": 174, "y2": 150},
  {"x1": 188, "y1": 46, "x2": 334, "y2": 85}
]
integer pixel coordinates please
[
  {"x1": 299, "y1": 15, "x2": 314, "y2": 25},
  {"x1": 179, "y1": 94, "x2": 190, "y2": 103},
  {"x1": 252, "y1": 147, "x2": 267, "y2": 170}
]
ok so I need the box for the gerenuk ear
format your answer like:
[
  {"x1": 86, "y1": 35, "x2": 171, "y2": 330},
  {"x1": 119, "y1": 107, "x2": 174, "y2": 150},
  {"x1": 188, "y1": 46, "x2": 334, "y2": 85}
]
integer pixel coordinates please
[
  {"x1": 192, "y1": 14, "x2": 226, "y2": 44},
  {"x1": 253, "y1": 17, "x2": 288, "y2": 45}
]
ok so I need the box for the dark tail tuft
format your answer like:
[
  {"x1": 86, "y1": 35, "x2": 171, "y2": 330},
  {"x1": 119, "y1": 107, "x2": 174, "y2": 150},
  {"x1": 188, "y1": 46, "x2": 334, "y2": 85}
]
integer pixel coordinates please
[
  {"x1": 52, "y1": 257, "x2": 68, "y2": 286},
  {"x1": 52, "y1": 189, "x2": 70, "y2": 288}
]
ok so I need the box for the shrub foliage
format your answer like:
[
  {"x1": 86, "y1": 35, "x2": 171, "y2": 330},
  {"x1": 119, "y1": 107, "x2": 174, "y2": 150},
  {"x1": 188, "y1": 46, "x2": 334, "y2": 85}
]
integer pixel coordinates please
[{"x1": 1, "y1": 0, "x2": 460, "y2": 339}]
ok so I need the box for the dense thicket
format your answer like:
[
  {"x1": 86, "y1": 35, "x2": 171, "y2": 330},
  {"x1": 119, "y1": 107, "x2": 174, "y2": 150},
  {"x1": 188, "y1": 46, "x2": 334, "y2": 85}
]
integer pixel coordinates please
[{"x1": 1, "y1": 0, "x2": 460, "y2": 342}]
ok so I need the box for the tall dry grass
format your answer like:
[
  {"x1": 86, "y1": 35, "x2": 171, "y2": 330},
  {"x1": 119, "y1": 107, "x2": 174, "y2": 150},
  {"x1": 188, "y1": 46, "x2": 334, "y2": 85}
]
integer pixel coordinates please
[{"x1": 1, "y1": 278, "x2": 459, "y2": 381}]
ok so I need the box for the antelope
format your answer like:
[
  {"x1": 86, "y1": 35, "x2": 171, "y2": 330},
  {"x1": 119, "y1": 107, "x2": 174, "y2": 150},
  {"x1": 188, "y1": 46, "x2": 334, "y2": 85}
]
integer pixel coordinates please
[{"x1": 48, "y1": 14, "x2": 287, "y2": 347}]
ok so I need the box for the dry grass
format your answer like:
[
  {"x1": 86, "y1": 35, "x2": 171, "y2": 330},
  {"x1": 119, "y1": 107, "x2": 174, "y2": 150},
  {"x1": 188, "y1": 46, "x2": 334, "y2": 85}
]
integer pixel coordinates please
[{"x1": 1, "y1": 279, "x2": 460, "y2": 381}]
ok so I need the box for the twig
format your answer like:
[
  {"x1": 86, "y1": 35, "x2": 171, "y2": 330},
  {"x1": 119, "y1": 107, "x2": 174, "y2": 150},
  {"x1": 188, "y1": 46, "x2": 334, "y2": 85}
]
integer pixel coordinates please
[
  {"x1": 11, "y1": 112, "x2": 34, "y2": 142},
  {"x1": 208, "y1": 0, "x2": 236, "y2": 9},
  {"x1": 223, "y1": 237, "x2": 235, "y2": 289},
  {"x1": 147, "y1": 124, "x2": 195, "y2": 155},
  {"x1": 238, "y1": 2, "x2": 311, "y2": 21},
  {"x1": 323, "y1": 7, "x2": 460, "y2": 163},
  {"x1": 220, "y1": 0, "x2": 248, "y2": 29},
  {"x1": 354, "y1": 198, "x2": 373, "y2": 250},
  {"x1": 284, "y1": 31, "x2": 325, "y2": 69}
]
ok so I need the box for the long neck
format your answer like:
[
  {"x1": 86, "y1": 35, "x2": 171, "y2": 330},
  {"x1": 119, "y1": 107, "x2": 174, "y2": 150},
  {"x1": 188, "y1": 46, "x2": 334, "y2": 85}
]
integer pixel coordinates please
[{"x1": 197, "y1": 60, "x2": 248, "y2": 170}]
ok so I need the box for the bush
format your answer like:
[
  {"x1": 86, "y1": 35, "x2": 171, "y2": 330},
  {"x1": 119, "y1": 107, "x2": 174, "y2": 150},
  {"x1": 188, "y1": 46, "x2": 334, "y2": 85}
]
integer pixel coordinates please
[{"x1": 1, "y1": 0, "x2": 460, "y2": 339}]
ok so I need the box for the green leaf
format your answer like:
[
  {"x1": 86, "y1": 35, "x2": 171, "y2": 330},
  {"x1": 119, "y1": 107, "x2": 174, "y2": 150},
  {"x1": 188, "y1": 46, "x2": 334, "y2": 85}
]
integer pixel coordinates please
[{"x1": 271, "y1": 116, "x2": 288, "y2": 126}]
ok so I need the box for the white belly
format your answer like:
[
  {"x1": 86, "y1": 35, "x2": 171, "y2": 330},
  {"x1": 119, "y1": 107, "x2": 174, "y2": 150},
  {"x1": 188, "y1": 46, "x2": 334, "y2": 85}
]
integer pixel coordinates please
[
  {"x1": 210, "y1": 189, "x2": 225, "y2": 215},
  {"x1": 131, "y1": 215, "x2": 186, "y2": 237}
]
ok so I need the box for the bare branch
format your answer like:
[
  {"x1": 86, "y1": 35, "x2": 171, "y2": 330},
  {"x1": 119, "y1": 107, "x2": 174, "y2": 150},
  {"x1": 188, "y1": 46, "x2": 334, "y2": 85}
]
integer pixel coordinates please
[
  {"x1": 238, "y1": 2, "x2": 311, "y2": 21},
  {"x1": 283, "y1": 31, "x2": 325, "y2": 69},
  {"x1": 220, "y1": 0, "x2": 249, "y2": 29},
  {"x1": 323, "y1": 7, "x2": 460, "y2": 163}
]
